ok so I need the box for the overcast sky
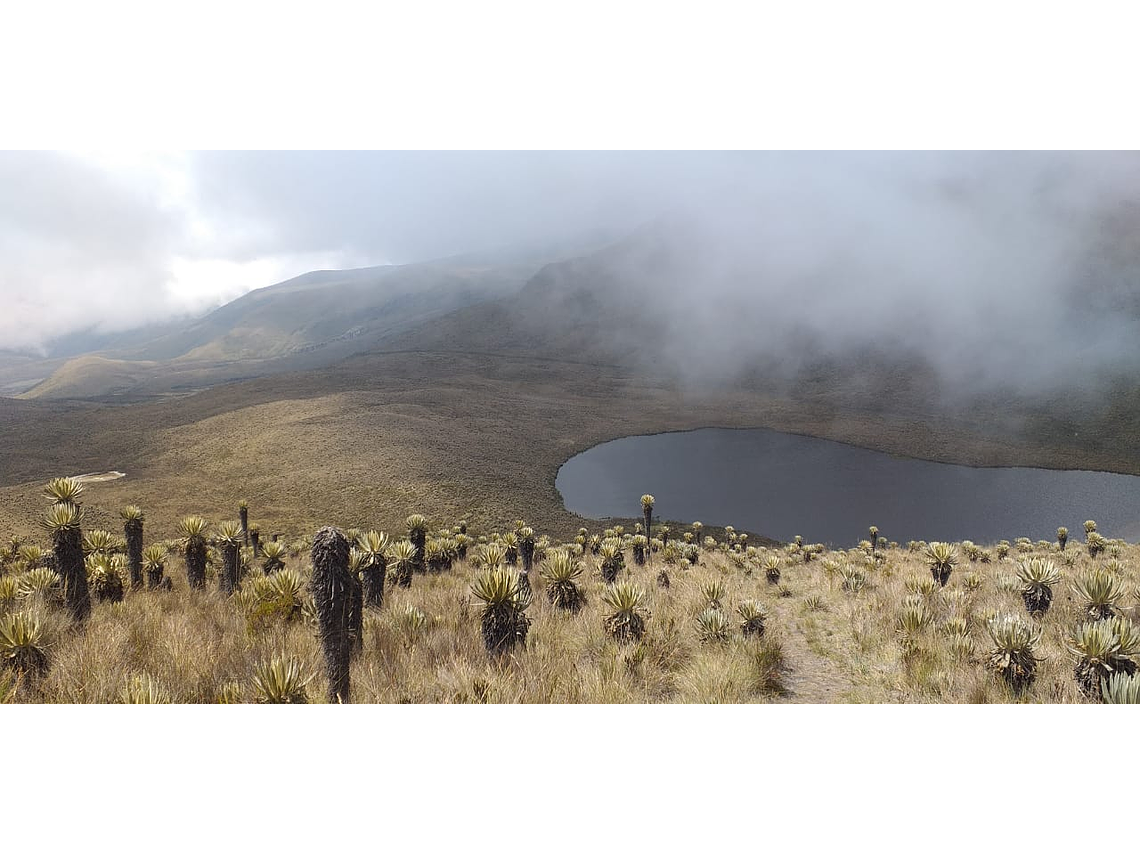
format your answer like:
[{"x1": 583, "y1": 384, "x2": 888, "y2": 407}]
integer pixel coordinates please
[{"x1": 2, "y1": 151, "x2": 1138, "y2": 378}]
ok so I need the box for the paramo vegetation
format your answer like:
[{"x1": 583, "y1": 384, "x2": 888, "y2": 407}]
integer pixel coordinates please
[{"x1": 2, "y1": 479, "x2": 1139, "y2": 703}]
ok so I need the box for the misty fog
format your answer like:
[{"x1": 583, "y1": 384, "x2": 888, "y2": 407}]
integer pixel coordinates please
[{"x1": 1, "y1": 151, "x2": 1137, "y2": 398}]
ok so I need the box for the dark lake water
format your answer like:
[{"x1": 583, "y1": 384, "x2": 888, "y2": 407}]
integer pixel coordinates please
[{"x1": 555, "y1": 427, "x2": 1140, "y2": 546}]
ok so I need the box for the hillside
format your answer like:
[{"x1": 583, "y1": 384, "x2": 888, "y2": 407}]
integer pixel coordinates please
[{"x1": 3, "y1": 220, "x2": 1140, "y2": 554}]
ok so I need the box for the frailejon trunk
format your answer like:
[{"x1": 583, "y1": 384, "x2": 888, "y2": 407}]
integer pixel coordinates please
[
  {"x1": 348, "y1": 574, "x2": 363, "y2": 657},
  {"x1": 643, "y1": 508, "x2": 652, "y2": 542},
  {"x1": 186, "y1": 539, "x2": 207, "y2": 589},
  {"x1": 311, "y1": 527, "x2": 352, "y2": 703},
  {"x1": 251, "y1": 530, "x2": 261, "y2": 557},
  {"x1": 239, "y1": 507, "x2": 249, "y2": 546},
  {"x1": 220, "y1": 543, "x2": 240, "y2": 595},
  {"x1": 411, "y1": 530, "x2": 427, "y2": 574},
  {"x1": 362, "y1": 558, "x2": 386, "y2": 608},
  {"x1": 53, "y1": 526, "x2": 90, "y2": 622},
  {"x1": 125, "y1": 519, "x2": 144, "y2": 589}
]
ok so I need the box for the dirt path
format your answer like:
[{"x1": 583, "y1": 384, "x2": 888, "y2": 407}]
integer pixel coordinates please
[
  {"x1": 70, "y1": 471, "x2": 126, "y2": 484},
  {"x1": 770, "y1": 601, "x2": 856, "y2": 703}
]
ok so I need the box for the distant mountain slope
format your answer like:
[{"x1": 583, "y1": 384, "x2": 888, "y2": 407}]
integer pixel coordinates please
[{"x1": 16, "y1": 231, "x2": 624, "y2": 401}]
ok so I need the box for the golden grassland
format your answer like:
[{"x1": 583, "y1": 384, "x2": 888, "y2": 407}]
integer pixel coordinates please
[{"x1": 3, "y1": 517, "x2": 1137, "y2": 703}]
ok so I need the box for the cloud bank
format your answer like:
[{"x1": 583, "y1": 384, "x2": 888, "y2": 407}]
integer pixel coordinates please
[{"x1": 1, "y1": 151, "x2": 1137, "y2": 400}]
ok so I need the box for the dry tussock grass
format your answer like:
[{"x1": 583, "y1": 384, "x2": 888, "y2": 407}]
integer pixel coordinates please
[{"x1": 5, "y1": 521, "x2": 1136, "y2": 703}]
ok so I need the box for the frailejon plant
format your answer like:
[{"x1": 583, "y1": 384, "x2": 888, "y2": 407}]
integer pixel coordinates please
[
  {"x1": 17, "y1": 567, "x2": 62, "y2": 605},
  {"x1": 310, "y1": 527, "x2": 352, "y2": 703},
  {"x1": 1016, "y1": 558, "x2": 1061, "y2": 616},
  {"x1": 602, "y1": 582, "x2": 649, "y2": 643},
  {"x1": 251, "y1": 654, "x2": 313, "y2": 704},
  {"x1": 1067, "y1": 616, "x2": 1140, "y2": 699},
  {"x1": 1072, "y1": 568, "x2": 1125, "y2": 620},
  {"x1": 216, "y1": 521, "x2": 243, "y2": 596},
  {"x1": 120, "y1": 505, "x2": 145, "y2": 590},
  {"x1": 1057, "y1": 527, "x2": 1068, "y2": 551},
  {"x1": 142, "y1": 545, "x2": 167, "y2": 589},
  {"x1": 0, "y1": 610, "x2": 49, "y2": 677},
  {"x1": 389, "y1": 540, "x2": 416, "y2": 589},
  {"x1": 238, "y1": 500, "x2": 250, "y2": 546},
  {"x1": 984, "y1": 613, "x2": 1040, "y2": 693},
  {"x1": 260, "y1": 541, "x2": 287, "y2": 575},
  {"x1": 700, "y1": 579, "x2": 725, "y2": 611},
  {"x1": 896, "y1": 600, "x2": 932, "y2": 652},
  {"x1": 540, "y1": 549, "x2": 585, "y2": 613},
  {"x1": 178, "y1": 516, "x2": 210, "y2": 590},
  {"x1": 85, "y1": 554, "x2": 124, "y2": 603},
  {"x1": 632, "y1": 534, "x2": 648, "y2": 566},
  {"x1": 696, "y1": 607, "x2": 732, "y2": 644},
  {"x1": 470, "y1": 566, "x2": 531, "y2": 655},
  {"x1": 641, "y1": 494, "x2": 654, "y2": 543},
  {"x1": 840, "y1": 563, "x2": 867, "y2": 594},
  {"x1": 0, "y1": 576, "x2": 19, "y2": 609},
  {"x1": 406, "y1": 514, "x2": 428, "y2": 575},
  {"x1": 120, "y1": 673, "x2": 172, "y2": 704},
  {"x1": 599, "y1": 541, "x2": 624, "y2": 584},
  {"x1": 923, "y1": 541, "x2": 958, "y2": 587},
  {"x1": 81, "y1": 529, "x2": 116, "y2": 557},
  {"x1": 17, "y1": 545, "x2": 46, "y2": 569},
  {"x1": 1101, "y1": 671, "x2": 1140, "y2": 704},
  {"x1": 737, "y1": 600, "x2": 768, "y2": 638},
  {"x1": 519, "y1": 526, "x2": 536, "y2": 576},
  {"x1": 41, "y1": 501, "x2": 90, "y2": 622},
  {"x1": 763, "y1": 555, "x2": 781, "y2": 585},
  {"x1": 43, "y1": 477, "x2": 83, "y2": 508},
  {"x1": 356, "y1": 530, "x2": 389, "y2": 609},
  {"x1": 502, "y1": 531, "x2": 519, "y2": 566}
]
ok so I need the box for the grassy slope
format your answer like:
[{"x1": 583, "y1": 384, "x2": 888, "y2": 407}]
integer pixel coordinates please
[{"x1": 3, "y1": 345, "x2": 1120, "y2": 549}]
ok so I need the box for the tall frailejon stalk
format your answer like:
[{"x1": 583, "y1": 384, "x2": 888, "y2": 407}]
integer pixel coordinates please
[
  {"x1": 1057, "y1": 527, "x2": 1068, "y2": 551},
  {"x1": 641, "y1": 494, "x2": 654, "y2": 544},
  {"x1": 346, "y1": 550, "x2": 364, "y2": 656},
  {"x1": 310, "y1": 526, "x2": 352, "y2": 703},
  {"x1": 120, "y1": 505, "x2": 145, "y2": 590},
  {"x1": 41, "y1": 498, "x2": 90, "y2": 622},
  {"x1": 519, "y1": 526, "x2": 536, "y2": 575},
  {"x1": 238, "y1": 500, "x2": 250, "y2": 546},
  {"x1": 179, "y1": 516, "x2": 210, "y2": 590},
  {"x1": 632, "y1": 534, "x2": 648, "y2": 566},
  {"x1": 216, "y1": 521, "x2": 243, "y2": 595},
  {"x1": 406, "y1": 514, "x2": 428, "y2": 575},
  {"x1": 249, "y1": 524, "x2": 261, "y2": 557},
  {"x1": 357, "y1": 530, "x2": 390, "y2": 609}
]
